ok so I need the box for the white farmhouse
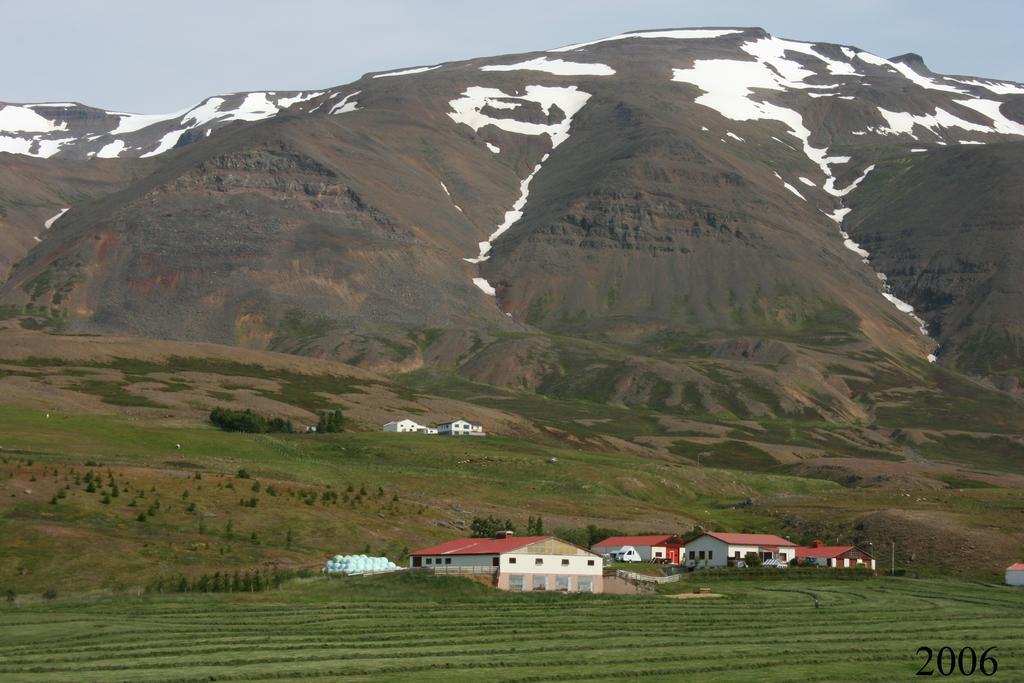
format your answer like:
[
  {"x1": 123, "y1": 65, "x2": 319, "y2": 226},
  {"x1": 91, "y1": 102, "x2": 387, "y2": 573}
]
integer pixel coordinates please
[
  {"x1": 684, "y1": 532, "x2": 797, "y2": 568},
  {"x1": 409, "y1": 532, "x2": 603, "y2": 592},
  {"x1": 1007, "y1": 563, "x2": 1024, "y2": 586},
  {"x1": 382, "y1": 419, "x2": 427, "y2": 433},
  {"x1": 435, "y1": 418, "x2": 484, "y2": 436}
]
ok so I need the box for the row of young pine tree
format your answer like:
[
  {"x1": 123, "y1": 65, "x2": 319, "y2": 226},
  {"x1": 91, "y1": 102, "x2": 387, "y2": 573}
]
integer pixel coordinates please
[
  {"x1": 148, "y1": 567, "x2": 316, "y2": 593},
  {"x1": 208, "y1": 407, "x2": 344, "y2": 434}
]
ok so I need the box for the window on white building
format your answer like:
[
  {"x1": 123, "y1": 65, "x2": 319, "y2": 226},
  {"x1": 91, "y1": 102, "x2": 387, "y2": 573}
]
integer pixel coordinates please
[
  {"x1": 533, "y1": 575, "x2": 548, "y2": 591},
  {"x1": 556, "y1": 576, "x2": 571, "y2": 592},
  {"x1": 508, "y1": 575, "x2": 524, "y2": 591},
  {"x1": 561, "y1": 559, "x2": 570, "y2": 566},
  {"x1": 509, "y1": 557, "x2": 517, "y2": 564},
  {"x1": 535, "y1": 558, "x2": 543, "y2": 565},
  {"x1": 425, "y1": 558, "x2": 432, "y2": 564},
  {"x1": 444, "y1": 558, "x2": 452, "y2": 565},
  {"x1": 587, "y1": 559, "x2": 595, "y2": 566},
  {"x1": 708, "y1": 551, "x2": 713, "y2": 560},
  {"x1": 578, "y1": 577, "x2": 593, "y2": 593}
]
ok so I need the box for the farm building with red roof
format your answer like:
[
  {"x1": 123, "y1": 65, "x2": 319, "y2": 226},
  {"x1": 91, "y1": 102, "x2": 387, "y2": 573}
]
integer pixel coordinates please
[
  {"x1": 1007, "y1": 563, "x2": 1024, "y2": 586},
  {"x1": 409, "y1": 532, "x2": 603, "y2": 592},
  {"x1": 795, "y1": 541, "x2": 875, "y2": 569},
  {"x1": 684, "y1": 531, "x2": 797, "y2": 568},
  {"x1": 592, "y1": 535, "x2": 685, "y2": 564}
]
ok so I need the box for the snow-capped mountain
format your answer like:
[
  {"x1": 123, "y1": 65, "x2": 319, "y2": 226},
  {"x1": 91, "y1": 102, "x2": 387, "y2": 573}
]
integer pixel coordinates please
[
  {"x1": 4, "y1": 28, "x2": 1022, "y2": 163},
  {"x1": 0, "y1": 90, "x2": 324, "y2": 160},
  {"x1": 2, "y1": 27, "x2": 1023, "y2": 399}
]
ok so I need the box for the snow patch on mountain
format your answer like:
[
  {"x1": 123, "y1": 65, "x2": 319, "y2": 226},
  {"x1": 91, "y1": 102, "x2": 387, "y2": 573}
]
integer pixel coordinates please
[
  {"x1": 0, "y1": 136, "x2": 33, "y2": 155},
  {"x1": 839, "y1": 230, "x2": 870, "y2": 260},
  {"x1": 36, "y1": 138, "x2": 75, "y2": 157},
  {"x1": 876, "y1": 106, "x2": 993, "y2": 138},
  {"x1": 440, "y1": 181, "x2": 463, "y2": 212},
  {"x1": 472, "y1": 278, "x2": 496, "y2": 296},
  {"x1": 550, "y1": 28, "x2": 742, "y2": 52},
  {"x1": 944, "y1": 77, "x2": 1024, "y2": 96},
  {"x1": 329, "y1": 91, "x2": 361, "y2": 115},
  {"x1": 3, "y1": 91, "x2": 324, "y2": 159},
  {"x1": 44, "y1": 208, "x2": 69, "y2": 229},
  {"x1": 373, "y1": 65, "x2": 442, "y2": 78},
  {"x1": 452, "y1": 84, "x2": 592, "y2": 294},
  {"x1": 448, "y1": 85, "x2": 591, "y2": 148},
  {"x1": 465, "y1": 162, "x2": 542, "y2": 264},
  {"x1": 481, "y1": 57, "x2": 614, "y2": 76},
  {"x1": 486, "y1": 142, "x2": 500, "y2": 154},
  {"x1": 887, "y1": 61, "x2": 970, "y2": 94},
  {"x1": 824, "y1": 164, "x2": 874, "y2": 197},
  {"x1": 671, "y1": 56, "x2": 854, "y2": 197},
  {"x1": 783, "y1": 181, "x2": 806, "y2": 200},
  {"x1": 741, "y1": 36, "x2": 859, "y2": 82},
  {"x1": 0, "y1": 105, "x2": 69, "y2": 132},
  {"x1": 824, "y1": 165, "x2": 934, "y2": 354},
  {"x1": 110, "y1": 109, "x2": 189, "y2": 135},
  {"x1": 953, "y1": 98, "x2": 1024, "y2": 136},
  {"x1": 824, "y1": 207, "x2": 852, "y2": 223},
  {"x1": 96, "y1": 140, "x2": 127, "y2": 158}
]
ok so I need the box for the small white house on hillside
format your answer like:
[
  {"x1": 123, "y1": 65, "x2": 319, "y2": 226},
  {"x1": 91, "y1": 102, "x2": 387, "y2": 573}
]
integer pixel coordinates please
[
  {"x1": 383, "y1": 419, "x2": 426, "y2": 433},
  {"x1": 1007, "y1": 563, "x2": 1024, "y2": 586},
  {"x1": 436, "y1": 418, "x2": 484, "y2": 436},
  {"x1": 685, "y1": 532, "x2": 796, "y2": 568}
]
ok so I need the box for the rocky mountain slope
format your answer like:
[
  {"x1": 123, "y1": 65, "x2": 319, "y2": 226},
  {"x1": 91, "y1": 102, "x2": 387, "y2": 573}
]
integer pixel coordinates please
[{"x1": 2, "y1": 26, "x2": 1023, "y2": 414}]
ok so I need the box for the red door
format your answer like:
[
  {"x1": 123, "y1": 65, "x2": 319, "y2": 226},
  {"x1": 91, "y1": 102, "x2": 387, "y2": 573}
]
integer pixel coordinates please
[{"x1": 668, "y1": 547, "x2": 679, "y2": 564}]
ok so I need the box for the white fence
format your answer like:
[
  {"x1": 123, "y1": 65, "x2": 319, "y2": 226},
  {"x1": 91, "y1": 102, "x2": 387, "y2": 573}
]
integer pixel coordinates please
[
  {"x1": 612, "y1": 569, "x2": 683, "y2": 584},
  {"x1": 412, "y1": 566, "x2": 498, "y2": 577}
]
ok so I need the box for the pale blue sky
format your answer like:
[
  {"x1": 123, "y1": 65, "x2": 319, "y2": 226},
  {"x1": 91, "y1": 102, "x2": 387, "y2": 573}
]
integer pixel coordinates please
[{"x1": 3, "y1": 0, "x2": 1021, "y2": 112}]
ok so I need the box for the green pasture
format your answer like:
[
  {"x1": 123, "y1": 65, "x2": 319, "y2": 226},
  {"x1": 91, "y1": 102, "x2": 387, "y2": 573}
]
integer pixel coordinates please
[{"x1": 0, "y1": 574, "x2": 1020, "y2": 681}]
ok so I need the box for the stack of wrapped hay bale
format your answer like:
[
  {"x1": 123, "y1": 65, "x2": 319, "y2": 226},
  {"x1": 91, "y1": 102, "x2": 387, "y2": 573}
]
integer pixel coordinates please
[{"x1": 324, "y1": 554, "x2": 401, "y2": 575}]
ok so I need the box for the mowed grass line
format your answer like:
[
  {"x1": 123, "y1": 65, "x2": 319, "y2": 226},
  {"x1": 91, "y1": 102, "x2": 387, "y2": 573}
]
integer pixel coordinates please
[
  {"x1": 5, "y1": 624, "x2": 1016, "y2": 676},
  {"x1": 0, "y1": 577, "x2": 1021, "y2": 682}
]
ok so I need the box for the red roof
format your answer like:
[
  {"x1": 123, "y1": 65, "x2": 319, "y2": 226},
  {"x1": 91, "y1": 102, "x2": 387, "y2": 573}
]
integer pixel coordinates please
[
  {"x1": 410, "y1": 536, "x2": 551, "y2": 556},
  {"x1": 593, "y1": 535, "x2": 684, "y2": 548},
  {"x1": 796, "y1": 545, "x2": 856, "y2": 559},
  {"x1": 1008, "y1": 563, "x2": 1024, "y2": 571},
  {"x1": 704, "y1": 532, "x2": 795, "y2": 547}
]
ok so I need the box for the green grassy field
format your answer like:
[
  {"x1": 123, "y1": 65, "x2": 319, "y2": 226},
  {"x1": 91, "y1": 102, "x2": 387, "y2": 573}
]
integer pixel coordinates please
[
  {"x1": 1, "y1": 405, "x2": 840, "y2": 594},
  {"x1": 0, "y1": 573, "x2": 1020, "y2": 681}
]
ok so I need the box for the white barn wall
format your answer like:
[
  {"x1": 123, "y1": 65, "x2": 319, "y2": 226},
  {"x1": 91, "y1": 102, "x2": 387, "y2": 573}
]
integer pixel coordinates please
[{"x1": 500, "y1": 552, "x2": 601, "y2": 576}]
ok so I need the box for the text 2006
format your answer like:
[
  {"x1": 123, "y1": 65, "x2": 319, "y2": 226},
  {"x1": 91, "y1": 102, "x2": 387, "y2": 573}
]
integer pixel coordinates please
[{"x1": 917, "y1": 647, "x2": 997, "y2": 676}]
